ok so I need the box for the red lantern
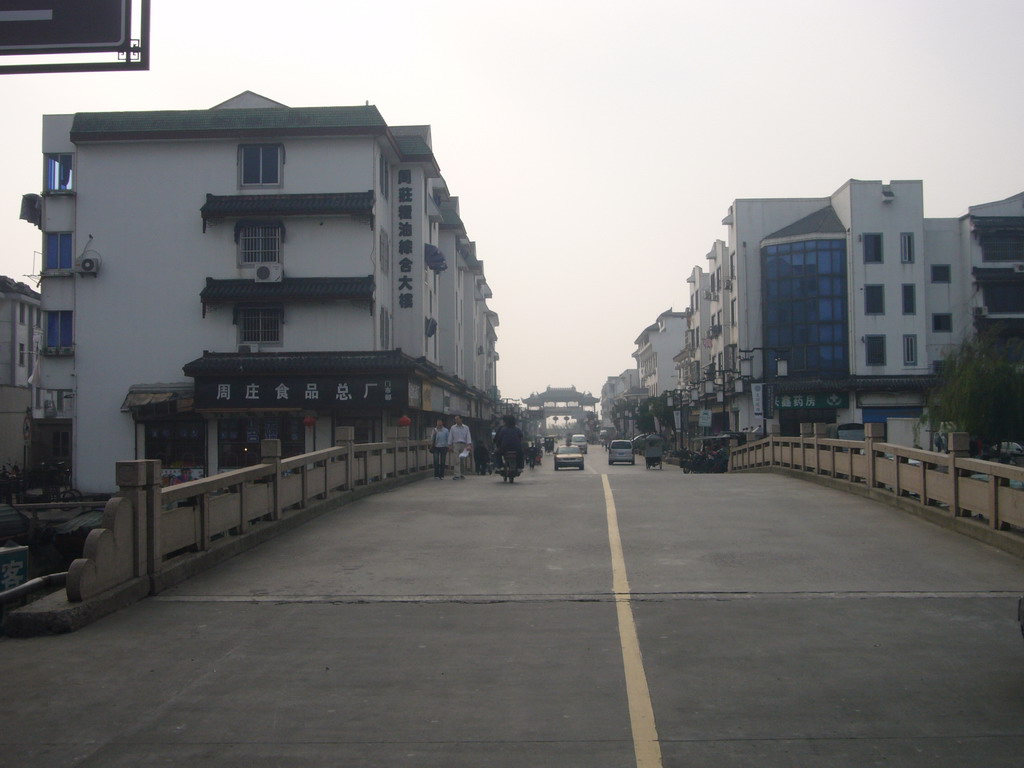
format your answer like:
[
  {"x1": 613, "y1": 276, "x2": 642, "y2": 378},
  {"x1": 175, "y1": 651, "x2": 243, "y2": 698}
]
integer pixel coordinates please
[
  {"x1": 397, "y1": 415, "x2": 412, "y2": 427},
  {"x1": 303, "y1": 416, "x2": 316, "y2": 427}
]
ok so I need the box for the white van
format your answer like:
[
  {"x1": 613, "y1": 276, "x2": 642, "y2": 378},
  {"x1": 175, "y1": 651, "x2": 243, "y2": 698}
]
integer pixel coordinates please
[{"x1": 570, "y1": 434, "x2": 588, "y2": 454}]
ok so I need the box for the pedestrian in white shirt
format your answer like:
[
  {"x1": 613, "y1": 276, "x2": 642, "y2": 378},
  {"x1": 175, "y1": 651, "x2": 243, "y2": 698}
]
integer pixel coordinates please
[{"x1": 449, "y1": 415, "x2": 472, "y2": 480}]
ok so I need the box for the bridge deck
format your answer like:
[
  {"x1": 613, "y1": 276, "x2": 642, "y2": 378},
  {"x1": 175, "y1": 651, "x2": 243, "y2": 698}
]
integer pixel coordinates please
[{"x1": 3, "y1": 463, "x2": 1024, "y2": 766}]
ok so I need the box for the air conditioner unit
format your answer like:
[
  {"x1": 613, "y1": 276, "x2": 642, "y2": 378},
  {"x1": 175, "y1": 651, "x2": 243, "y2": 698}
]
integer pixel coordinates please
[
  {"x1": 75, "y1": 251, "x2": 101, "y2": 275},
  {"x1": 723, "y1": 279, "x2": 732, "y2": 290},
  {"x1": 701, "y1": 289, "x2": 712, "y2": 300},
  {"x1": 254, "y1": 263, "x2": 283, "y2": 282},
  {"x1": 972, "y1": 306, "x2": 985, "y2": 316},
  {"x1": 238, "y1": 344, "x2": 259, "y2": 354},
  {"x1": 1014, "y1": 264, "x2": 1024, "y2": 273}
]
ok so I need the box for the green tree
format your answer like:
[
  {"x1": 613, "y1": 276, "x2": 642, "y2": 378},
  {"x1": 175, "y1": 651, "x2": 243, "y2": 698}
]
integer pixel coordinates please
[{"x1": 925, "y1": 330, "x2": 1024, "y2": 444}]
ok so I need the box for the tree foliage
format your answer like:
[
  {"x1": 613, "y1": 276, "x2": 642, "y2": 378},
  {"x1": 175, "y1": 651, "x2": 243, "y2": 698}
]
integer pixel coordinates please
[{"x1": 926, "y1": 330, "x2": 1024, "y2": 443}]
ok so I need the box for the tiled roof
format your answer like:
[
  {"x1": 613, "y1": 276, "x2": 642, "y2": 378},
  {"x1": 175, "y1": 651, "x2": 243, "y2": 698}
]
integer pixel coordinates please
[
  {"x1": 183, "y1": 350, "x2": 418, "y2": 377},
  {"x1": 0, "y1": 276, "x2": 40, "y2": 300},
  {"x1": 523, "y1": 387, "x2": 599, "y2": 405},
  {"x1": 200, "y1": 276, "x2": 374, "y2": 304},
  {"x1": 439, "y1": 200, "x2": 465, "y2": 231},
  {"x1": 201, "y1": 192, "x2": 374, "y2": 220},
  {"x1": 393, "y1": 134, "x2": 433, "y2": 158},
  {"x1": 764, "y1": 206, "x2": 846, "y2": 241},
  {"x1": 70, "y1": 105, "x2": 388, "y2": 141}
]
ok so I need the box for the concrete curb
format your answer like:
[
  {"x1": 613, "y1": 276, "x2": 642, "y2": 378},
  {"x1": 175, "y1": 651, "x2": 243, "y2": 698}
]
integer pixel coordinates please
[
  {"x1": 4, "y1": 470, "x2": 431, "y2": 638},
  {"x1": 738, "y1": 466, "x2": 1024, "y2": 561}
]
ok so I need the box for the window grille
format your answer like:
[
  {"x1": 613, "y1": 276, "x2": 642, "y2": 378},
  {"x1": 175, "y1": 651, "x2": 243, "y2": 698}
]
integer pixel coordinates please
[
  {"x1": 238, "y1": 307, "x2": 282, "y2": 344},
  {"x1": 239, "y1": 225, "x2": 281, "y2": 263}
]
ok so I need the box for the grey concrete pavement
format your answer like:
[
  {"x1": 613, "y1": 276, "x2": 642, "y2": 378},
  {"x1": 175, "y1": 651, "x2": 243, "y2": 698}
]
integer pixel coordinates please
[{"x1": 2, "y1": 457, "x2": 1024, "y2": 766}]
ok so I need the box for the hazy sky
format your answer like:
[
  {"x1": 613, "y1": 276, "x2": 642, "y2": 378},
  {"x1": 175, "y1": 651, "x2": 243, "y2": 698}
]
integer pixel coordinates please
[{"x1": 2, "y1": 0, "x2": 1023, "y2": 402}]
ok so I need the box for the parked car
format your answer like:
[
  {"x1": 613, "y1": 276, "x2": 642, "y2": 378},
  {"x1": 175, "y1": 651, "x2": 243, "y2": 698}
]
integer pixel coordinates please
[
  {"x1": 554, "y1": 445, "x2": 585, "y2": 471},
  {"x1": 570, "y1": 434, "x2": 588, "y2": 454},
  {"x1": 608, "y1": 439, "x2": 635, "y2": 465}
]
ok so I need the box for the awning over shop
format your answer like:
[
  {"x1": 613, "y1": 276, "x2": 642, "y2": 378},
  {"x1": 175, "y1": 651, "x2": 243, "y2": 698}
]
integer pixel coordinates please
[
  {"x1": 424, "y1": 243, "x2": 447, "y2": 272},
  {"x1": 121, "y1": 383, "x2": 195, "y2": 414}
]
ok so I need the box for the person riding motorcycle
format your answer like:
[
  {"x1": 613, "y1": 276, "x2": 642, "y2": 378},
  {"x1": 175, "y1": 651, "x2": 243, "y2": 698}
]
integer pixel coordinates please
[{"x1": 493, "y1": 415, "x2": 525, "y2": 470}]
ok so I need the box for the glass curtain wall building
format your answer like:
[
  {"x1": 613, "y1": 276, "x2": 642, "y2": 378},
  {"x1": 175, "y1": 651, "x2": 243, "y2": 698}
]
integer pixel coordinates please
[{"x1": 762, "y1": 238, "x2": 849, "y2": 378}]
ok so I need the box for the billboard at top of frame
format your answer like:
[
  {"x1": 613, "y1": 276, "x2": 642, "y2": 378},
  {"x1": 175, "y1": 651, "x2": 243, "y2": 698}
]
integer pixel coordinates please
[{"x1": 0, "y1": 0, "x2": 129, "y2": 54}]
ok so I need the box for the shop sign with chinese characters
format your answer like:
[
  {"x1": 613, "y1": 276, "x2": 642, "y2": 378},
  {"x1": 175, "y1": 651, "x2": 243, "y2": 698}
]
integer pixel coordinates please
[
  {"x1": 0, "y1": 545, "x2": 28, "y2": 591},
  {"x1": 773, "y1": 392, "x2": 848, "y2": 410},
  {"x1": 195, "y1": 376, "x2": 408, "y2": 410},
  {"x1": 396, "y1": 169, "x2": 415, "y2": 309}
]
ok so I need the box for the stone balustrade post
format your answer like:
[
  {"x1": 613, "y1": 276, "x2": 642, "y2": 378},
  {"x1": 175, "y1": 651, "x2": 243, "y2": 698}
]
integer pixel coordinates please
[
  {"x1": 799, "y1": 423, "x2": 813, "y2": 469},
  {"x1": 948, "y1": 432, "x2": 970, "y2": 517},
  {"x1": 864, "y1": 422, "x2": 884, "y2": 489},
  {"x1": 261, "y1": 439, "x2": 282, "y2": 520},
  {"x1": 115, "y1": 459, "x2": 163, "y2": 579},
  {"x1": 813, "y1": 423, "x2": 828, "y2": 474},
  {"x1": 335, "y1": 426, "x2": 356, "y2": 489}
]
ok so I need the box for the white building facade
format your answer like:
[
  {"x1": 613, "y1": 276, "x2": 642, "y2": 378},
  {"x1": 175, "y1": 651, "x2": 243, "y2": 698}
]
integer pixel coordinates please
[
  {"x1": 632, "y1": 309, "x2": 688, "y2": 397},
  {"x1": 678, "y1": 179, "x2": 1023, "y2": 438},
  {"x1": 30, "y1": 93, "x2": 499, "y2": 492}
]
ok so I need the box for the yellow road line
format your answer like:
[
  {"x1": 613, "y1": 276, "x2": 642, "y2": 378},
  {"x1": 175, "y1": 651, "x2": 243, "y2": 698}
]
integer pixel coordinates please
[{"x1": 602, "y1": 474, "x2": 663, "y2": 768}]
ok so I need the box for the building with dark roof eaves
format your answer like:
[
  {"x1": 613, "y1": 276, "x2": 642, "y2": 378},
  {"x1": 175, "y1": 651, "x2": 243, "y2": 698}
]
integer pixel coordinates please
[{"x1": 29, "y1": 93, "x2": 499, "y2": 492}]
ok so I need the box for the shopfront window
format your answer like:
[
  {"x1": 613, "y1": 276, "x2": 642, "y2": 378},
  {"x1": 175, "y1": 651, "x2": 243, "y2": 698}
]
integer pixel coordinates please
[
  {"x1": 145, "y1": 420, "x2": 207, "y2": 484},
  {"x1": 218, "y1": 415, "x2": 305, "y2": 469}
]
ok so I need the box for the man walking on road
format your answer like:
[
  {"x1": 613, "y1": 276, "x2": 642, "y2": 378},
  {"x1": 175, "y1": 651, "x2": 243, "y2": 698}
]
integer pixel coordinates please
[
  {"x1": 430, "y1": 419, "x2": 450, "y2": 479},
  {"x1": 449, "y1": 415, "x2": 472, "y2": 480}
]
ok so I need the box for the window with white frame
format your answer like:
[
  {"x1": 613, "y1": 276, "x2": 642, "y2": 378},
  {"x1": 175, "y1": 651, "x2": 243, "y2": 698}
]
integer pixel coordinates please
[
  {"x1": 864, "y1": 284, "x2": 885, "y2": 315},
  {"x1": 900, "y1": 232, "x2": 914, "y2": 263},
  {"x1": 239, "y1": 144, "x2": 282, "y2": 186},
  {"x1": 903, "y1": 334, "x2": 917, "y2": 366},
  {"x1": 863, "y1": 233, "x2": 883, "y2": 263},
  {"x1": 45, "y1": 153, "x2": 73, "y2": 192},
  {"x1": 865, "y1": 335, "x2": 886, "y2": 366},
  {"x1": 237, "y1": 306, "x2": 283, "y2": 344},
  {"x1": 46, "y1": 310, "x2": 73, "y2": 348},
  {"x1": 45, "y1": 232, "x2": 73, "y2": 270},
  {"x1": 932, "y1": 313, "x2": 953, "y2": 333},
  {"x1": 902, "y1": 284, "x2": 916, "y2": 315},
  {"x1": 237, "y1": 223, "x2": 282, "y2": 264}
]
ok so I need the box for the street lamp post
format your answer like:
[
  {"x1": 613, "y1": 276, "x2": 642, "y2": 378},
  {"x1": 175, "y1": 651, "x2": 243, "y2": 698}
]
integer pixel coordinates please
[{"x1": 739, "y1": 346, "x2": 789, "y2": 439}]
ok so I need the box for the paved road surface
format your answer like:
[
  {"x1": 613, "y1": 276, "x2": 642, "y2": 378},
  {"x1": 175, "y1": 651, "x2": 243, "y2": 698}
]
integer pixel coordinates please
[{"x1": 3, "y1": 452, "x2": 1024, "y2": 766}]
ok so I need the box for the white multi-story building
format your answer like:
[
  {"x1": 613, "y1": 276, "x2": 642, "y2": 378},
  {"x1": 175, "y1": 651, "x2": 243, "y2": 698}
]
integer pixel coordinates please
[
  {"x1": 600, "y1": 368, "x2": 640, "y2": 428},
  {"x1": 678, "y1": 179, "x2": 1023, "y2": 437},
  {"x1": 0, "y1": 277, "x2": 46, "y2": 469},
  {"x1": 632, "y1": 309, "x2": 688, "y2": 397},
  {"x1": 29, "y1": 92, "x2": 499, "y2": 492}
]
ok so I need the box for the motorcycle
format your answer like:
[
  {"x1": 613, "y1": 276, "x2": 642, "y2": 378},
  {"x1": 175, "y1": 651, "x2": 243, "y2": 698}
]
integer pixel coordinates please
[{"x1": 500, "y1": 450, "x2": 521, "y2": 483}]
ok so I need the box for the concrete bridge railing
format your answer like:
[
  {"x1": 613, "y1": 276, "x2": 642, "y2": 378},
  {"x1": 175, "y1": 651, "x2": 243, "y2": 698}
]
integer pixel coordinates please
[
  {"x1": 6, "y1": 427, "x2": 433, "y2": 635},
  {"x1": 730, "y1": 422, "x2": 1024, "y2": 552}
]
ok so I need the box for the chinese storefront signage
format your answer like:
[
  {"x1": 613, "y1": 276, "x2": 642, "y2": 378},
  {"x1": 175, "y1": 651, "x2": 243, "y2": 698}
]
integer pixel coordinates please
[
  {"x1": 773, "y1": 392, "x2": 848, "y2": 410},
  {"x1": 397, "y1": 168, "x2": 415, "y2": 309},
  {"x1": 195, "y1": 376, "x2": 408, "y2": 410},
  {"x1": 0, "y1": 545, "x2": 28, "y2": 591}
]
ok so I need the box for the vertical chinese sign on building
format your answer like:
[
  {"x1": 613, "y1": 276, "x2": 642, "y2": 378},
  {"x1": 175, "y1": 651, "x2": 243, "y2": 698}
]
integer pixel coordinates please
[{"x1": 396, "y1": 169, "x2": 415, "y2": 310}]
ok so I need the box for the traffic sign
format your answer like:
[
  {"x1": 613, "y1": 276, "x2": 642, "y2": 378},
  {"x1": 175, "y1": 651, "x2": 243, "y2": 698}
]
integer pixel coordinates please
[{"x1": 0, "y1": 0, "x2": 129, "y2": 54}]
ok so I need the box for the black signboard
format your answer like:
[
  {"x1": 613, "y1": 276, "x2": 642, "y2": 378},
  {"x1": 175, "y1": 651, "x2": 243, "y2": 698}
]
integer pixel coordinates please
[
  {"x1": 195, "y1": 376, "x2": 408, "y2": 411},
  {"x1": 0, "y1": 0, "x2": 128, "y2": 53}
]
